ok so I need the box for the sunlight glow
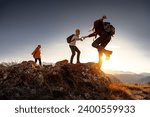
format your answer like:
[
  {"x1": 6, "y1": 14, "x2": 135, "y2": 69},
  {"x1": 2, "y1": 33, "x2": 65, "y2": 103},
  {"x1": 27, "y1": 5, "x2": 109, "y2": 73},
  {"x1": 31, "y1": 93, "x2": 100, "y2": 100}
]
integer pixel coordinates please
[{"x1": 43, "y1": 39, "x2": 150, "y2": 74}]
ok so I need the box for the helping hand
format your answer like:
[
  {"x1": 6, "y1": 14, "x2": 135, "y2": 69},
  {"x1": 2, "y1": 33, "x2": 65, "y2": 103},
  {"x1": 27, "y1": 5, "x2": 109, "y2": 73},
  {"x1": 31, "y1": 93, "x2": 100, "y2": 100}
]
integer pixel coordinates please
[{"x1": 81, "y1": 36, "x2": 88, "y2": 40}]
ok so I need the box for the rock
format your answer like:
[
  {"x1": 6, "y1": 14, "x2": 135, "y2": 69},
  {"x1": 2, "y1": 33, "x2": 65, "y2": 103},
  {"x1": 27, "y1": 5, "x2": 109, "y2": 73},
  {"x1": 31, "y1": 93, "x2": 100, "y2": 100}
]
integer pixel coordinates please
[
  {"x1": 55, "y1": 59, "x2": 68, "y2": 66},
  {"x1": 3, "y1": 73, "x2": 8, "y2": 80},
  {"x1": 0, "y1": 60, "x2": 149, "y2": 100},
  {"x1": 30, "y1": 89, "x2": 36, "y2": 95}
]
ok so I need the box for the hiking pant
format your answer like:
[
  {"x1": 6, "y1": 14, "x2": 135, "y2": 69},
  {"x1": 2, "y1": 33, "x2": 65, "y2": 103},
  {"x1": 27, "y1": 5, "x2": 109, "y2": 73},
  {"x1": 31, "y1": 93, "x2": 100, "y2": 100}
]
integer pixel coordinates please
[
  {"x1": 92, "y1": 32, "x2": 111, "y2": 50},
  {"x1": 69, "y1": 45, "x2": 80, "y2": 64},
  {"x1": 92, "y1": 32, "x2": 111, "y2": 67},
  {"x1": 35, "y1": 58, "x2": 42, "y2": 65}
]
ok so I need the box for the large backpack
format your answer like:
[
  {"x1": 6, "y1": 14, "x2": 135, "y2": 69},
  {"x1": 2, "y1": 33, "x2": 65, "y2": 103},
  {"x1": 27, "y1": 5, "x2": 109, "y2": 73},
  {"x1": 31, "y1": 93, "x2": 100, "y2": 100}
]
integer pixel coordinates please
[
  {"x1": 66, "y1": 34, "x2": 75, "y2": 43},
  {"x1": 103, "y1": 22, "x2": 115, "y2": 36}
]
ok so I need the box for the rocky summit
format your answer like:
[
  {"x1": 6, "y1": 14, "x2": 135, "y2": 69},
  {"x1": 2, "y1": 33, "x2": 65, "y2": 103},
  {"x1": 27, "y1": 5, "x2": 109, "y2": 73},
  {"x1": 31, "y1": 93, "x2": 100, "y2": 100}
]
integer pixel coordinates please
[{"x1": 0, "y1": 60, "x2": 150, "y2": 100}]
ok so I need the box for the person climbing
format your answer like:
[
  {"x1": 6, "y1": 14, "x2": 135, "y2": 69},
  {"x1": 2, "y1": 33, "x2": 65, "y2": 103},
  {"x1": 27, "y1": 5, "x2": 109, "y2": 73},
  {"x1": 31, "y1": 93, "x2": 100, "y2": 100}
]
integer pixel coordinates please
[
  {"x1": 67, "y1": 29, "x2": 83, "y2": 64},
  {"x1": 83, "y1": 15, "x2": 115, "y2": 68},
  {"x1": 32, "y1": 45, "x2": 42, "y2": 65}
]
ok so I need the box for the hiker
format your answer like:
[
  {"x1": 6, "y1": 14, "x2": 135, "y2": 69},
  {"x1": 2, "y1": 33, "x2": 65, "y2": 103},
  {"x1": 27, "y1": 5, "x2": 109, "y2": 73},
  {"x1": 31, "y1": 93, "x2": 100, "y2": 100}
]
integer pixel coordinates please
[
  {"x1": 83, "y1": 15, "x2": 115, "y2": 68},
  {"x1": 67, "y1": 29, "x2": 83, "y2": 64},
  {"x1": 32, "y1": 45, "x2": 42, "y2": 65}
]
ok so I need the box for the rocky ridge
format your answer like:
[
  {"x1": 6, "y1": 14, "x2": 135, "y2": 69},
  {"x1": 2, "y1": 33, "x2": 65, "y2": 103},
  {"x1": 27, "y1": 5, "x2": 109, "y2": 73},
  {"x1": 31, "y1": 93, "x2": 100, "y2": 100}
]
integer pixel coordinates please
[{"x1": 0, "y1": 60, "x2": 150, "y2": 100}]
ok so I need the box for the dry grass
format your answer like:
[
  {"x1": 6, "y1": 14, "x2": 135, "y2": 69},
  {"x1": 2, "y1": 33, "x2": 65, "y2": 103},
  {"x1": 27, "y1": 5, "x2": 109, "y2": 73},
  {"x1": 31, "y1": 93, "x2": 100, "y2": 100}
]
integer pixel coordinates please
[
  {"x1": 108, "y1": 83, "x2": 136, "y2": 99},
  {"x1": 108, "y1": 83, "x2": 150, "y2": 100}
]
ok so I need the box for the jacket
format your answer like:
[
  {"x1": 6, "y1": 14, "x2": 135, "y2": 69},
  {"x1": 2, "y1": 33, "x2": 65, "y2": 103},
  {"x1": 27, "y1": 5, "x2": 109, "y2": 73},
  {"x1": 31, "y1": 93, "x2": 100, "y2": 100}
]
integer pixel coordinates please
[{"x1": 32, "y1": 47, "x2": 41, "y2": 58}]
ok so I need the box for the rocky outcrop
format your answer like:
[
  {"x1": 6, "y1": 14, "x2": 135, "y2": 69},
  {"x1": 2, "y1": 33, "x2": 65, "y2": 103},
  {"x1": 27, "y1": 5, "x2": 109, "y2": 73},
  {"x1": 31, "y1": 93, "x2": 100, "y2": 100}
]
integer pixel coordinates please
[{"x1": 0, "y1": 60, "x2": 149, "y2": 100}]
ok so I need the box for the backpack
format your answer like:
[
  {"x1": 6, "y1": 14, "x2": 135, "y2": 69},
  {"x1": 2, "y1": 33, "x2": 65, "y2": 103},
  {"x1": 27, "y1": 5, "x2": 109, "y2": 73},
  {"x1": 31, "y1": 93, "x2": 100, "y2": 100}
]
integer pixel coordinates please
[
  {"x1": 66, "y1": 34, "x2": 75, "y2": 43},
  {"x1": 103, "y1": 22, "x2": 115, "y2": 36}
]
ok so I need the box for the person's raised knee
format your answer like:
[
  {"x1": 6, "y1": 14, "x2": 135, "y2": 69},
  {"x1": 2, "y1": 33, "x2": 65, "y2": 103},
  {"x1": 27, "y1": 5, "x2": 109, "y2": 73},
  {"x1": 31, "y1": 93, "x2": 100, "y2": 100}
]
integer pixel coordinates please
[{"x1": 92, "y1": 43, "x2": 97, "y2": 48}]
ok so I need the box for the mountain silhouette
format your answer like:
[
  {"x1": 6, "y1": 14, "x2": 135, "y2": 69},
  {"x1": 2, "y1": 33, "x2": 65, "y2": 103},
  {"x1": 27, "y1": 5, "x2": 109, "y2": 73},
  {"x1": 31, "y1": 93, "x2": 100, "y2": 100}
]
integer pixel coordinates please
[{"x1": 0, "y1": 60, "x2": 150, "y2": 100}]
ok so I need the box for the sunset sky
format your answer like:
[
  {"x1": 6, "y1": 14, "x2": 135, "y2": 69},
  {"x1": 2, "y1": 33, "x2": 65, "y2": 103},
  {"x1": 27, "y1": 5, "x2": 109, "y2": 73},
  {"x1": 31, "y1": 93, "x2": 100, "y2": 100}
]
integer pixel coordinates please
[{"x1": 0, "y1": 0, "x2": 150, "y2": 73}]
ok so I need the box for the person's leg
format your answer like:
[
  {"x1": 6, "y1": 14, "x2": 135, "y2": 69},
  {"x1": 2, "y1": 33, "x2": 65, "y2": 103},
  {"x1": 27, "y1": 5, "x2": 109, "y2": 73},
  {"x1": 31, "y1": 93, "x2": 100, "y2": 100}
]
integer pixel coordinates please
[
  {"x1": 38, "y1": 58, "x2": 42, "y2": 66},
  {"x1": 74, "y1": 46, "x2": 81, "y2": 63},
  {"x1": 69, "y1": 46, "x2": 76, "y2": 64},
  {"x1": 92, "y1": 36, "x2": 103, "y2": 49},
  {"x1": 92, "y1": 36, "x2": 104, "y2": 66},
  {"x1": 100, "y1": 36, "x2": 111, "y2": 48},
  {"x1": 35, "y1": 58, "x2": 37, "y2": 64},
  {"x1": 93, "y1": 33, "x2": 112, "y2": 66},
  {"x1": 98, "y1": 50, "x2": 103, "y2": 68},
  {"x1": 92, "y1": 32, "x2": 111, "y2": 50},
  {"x1": 100, "y1": 34, "x2": 112, "y2": 58}
]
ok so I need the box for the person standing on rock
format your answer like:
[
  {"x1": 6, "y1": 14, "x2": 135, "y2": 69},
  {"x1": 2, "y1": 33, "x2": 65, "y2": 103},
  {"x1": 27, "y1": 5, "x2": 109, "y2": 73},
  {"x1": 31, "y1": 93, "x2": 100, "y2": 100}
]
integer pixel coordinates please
[
  {"x1": 67, "y1": 29, "x2": 83, "y2": 64},
  {"x1": 32, "y1": 45, "x2": 42, "y2": 65}
]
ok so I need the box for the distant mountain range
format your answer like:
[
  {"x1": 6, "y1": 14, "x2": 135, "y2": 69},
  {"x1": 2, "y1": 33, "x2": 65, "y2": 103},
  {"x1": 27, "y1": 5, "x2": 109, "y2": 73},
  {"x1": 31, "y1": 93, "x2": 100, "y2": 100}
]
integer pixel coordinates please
[
  {"x1": 138, "y1": 76, "x2": 150, "y2": 84},
  {"x1": 104, "y1": 70, "x2": 150, "y2": 84},
  {"x1": 106, "y1": 74, "x2": 122, "y2": 83},
  {"x1": 140, "y1": 72, "x2": 150, "y2": 77}
]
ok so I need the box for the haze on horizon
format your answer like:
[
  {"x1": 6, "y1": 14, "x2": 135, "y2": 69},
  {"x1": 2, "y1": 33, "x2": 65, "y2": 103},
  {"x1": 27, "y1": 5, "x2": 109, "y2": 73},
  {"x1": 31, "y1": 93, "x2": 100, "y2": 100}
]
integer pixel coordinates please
[{"x1": 0, "y1": 0, "x2": 150, "y2": 73}]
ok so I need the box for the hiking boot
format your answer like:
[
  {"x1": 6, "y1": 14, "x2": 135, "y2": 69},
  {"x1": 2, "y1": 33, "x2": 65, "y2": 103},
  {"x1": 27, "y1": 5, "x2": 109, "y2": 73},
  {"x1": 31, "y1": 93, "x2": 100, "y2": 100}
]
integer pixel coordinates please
[
  {"x1": 104, "y1": 50, "x2": 112, "y2": 55},
  {"x1": 104, "y1": 50, "x2": 113, "y2": 60},
  {"x1": 104, "y1": 50, "x2": 112, "y2": 56}
]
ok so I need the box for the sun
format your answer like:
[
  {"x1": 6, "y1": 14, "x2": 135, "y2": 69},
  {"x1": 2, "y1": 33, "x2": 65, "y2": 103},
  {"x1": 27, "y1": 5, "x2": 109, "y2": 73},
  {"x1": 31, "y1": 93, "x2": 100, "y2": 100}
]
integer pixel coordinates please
[
  {"x1": 81, "y1": 46, "x2": 124, "y2": 71},
  {"x1": 101, "y1": 54, "x2": 123, "y2": 71}
]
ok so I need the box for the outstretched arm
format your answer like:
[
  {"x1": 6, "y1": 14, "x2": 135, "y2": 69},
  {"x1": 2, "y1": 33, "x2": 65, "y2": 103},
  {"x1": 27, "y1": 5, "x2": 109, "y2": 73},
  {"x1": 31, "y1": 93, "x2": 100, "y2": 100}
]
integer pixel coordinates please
[
  {"x1": 82, "y1": 32, "x2": 97, "y2": 40},
  {"x1": 72, "y1": 36, "x2": 83, "y2": 41},
  {"x1": 87, "y1": 32, "x2": 97, "y2": 37}
]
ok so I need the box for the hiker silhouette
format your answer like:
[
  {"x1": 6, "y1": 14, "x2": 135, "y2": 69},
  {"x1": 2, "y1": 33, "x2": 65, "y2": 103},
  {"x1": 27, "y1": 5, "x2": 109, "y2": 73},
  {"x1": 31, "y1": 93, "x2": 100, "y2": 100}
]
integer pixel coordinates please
[
  {"x1": 32, "y1": 45, "x2": 42, "y2": 65},
  {"x1": 83, "y1": 15, "x2": 115, "y2": 68},
  {"x1": 67, "y1": 29, "x2": 83, "y2": 64}
]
